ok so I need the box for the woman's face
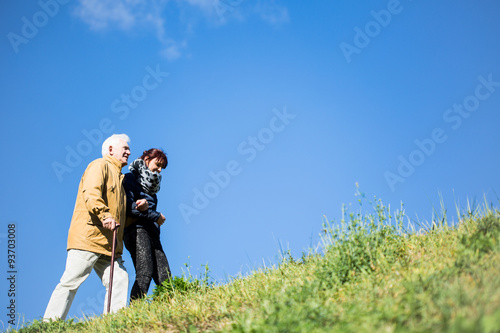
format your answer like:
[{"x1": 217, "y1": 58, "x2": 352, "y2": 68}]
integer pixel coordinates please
[{"x1": 146, "y1": 158, "x2": 164, "y2": 173}]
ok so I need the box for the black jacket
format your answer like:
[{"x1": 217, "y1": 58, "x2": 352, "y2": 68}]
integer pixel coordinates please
[{"x1": 123, "y1": 172, "x2": 161, "y2": 238}]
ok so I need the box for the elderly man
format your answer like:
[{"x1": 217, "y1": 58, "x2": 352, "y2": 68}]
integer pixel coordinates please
[{"x1": 44, "y1": 134, "x2": 131, "y2": 321}]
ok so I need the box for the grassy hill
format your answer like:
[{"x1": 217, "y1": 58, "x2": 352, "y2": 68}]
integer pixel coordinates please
[{"x1": 13, "y1": 194, "x2": 500, "y2": 332}]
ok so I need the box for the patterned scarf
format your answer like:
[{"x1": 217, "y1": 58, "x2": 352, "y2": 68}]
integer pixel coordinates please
[{"x1": 129, "y1": 158, "x2": 162, "y2": 195}]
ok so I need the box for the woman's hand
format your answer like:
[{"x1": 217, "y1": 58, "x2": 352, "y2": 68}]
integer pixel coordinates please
[
  {"x1": 135, "y1": 199, "x2": 149, "y2": 212},
  {"x1": 157, "y1": 213, "x2": 166, "y2": 226}
]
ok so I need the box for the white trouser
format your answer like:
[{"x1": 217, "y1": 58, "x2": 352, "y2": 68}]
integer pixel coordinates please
[{"x1": 43, "y1": 249, "x2": 129, "y2": 321}]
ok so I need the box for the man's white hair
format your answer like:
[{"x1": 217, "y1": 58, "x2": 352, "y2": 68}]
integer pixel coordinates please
[{"x1": 102, "y1": 134, "x2": 130, "y2": 157}]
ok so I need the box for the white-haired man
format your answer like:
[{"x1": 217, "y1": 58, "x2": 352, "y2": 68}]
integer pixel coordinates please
[{"x1": 44, "y1": 134, "x2": 131, "y2": 320}]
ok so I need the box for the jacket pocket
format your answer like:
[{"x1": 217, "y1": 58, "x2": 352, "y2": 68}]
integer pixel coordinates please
[{"x1": 88, "y1": 214, "x2": 103, "y2": 226}]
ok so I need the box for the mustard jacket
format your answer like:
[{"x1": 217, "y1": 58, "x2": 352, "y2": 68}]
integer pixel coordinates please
[{"x1": 67, "y1": 154, "x2": 126, "y2": 257}]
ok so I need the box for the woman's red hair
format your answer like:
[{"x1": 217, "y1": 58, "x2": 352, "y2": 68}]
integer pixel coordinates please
[{"x1": 140, "y1": 148, "x2": 168, "y2": 168}]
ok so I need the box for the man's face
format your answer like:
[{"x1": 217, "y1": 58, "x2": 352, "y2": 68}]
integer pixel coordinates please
[{"x1": 109, "y1": 140, "x2": 131, "y2": 166}]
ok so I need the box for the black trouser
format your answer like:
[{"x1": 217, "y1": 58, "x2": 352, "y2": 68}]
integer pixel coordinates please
[{"x1": 124, "y1": 227, "x2": 171, "y2": 300}]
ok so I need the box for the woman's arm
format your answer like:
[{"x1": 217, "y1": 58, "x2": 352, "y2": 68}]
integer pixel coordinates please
[{"x1": 124, "y1": 174, "x2": 161, "y2": 223}]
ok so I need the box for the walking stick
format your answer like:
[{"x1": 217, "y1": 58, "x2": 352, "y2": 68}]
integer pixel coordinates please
[{"x1": 107, "y1": 226, "x2": 118, "y2": 314}]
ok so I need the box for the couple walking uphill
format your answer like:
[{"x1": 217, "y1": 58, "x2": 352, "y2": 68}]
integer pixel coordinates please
[{"x1": 44, "y1": 134, "x2": 171, "y2": 321}]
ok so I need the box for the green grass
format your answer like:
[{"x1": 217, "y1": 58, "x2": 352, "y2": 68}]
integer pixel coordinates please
[{"x1": 13, "y1": 192, "x2": 500, "y2": 332}]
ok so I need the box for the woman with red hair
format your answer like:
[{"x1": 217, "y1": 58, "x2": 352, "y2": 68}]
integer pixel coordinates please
[{"x1": 123, "y1": 148, "x2": 171, "y2": 300}]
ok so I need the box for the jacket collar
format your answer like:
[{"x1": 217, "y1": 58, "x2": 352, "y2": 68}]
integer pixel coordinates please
[{"x1": 104, "y1": 154, "x2": 124, "y2": 174}]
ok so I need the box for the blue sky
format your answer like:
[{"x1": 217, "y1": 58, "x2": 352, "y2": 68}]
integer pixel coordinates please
[{"x1": 1, "y1": 0, "x2": 500, "y2": 327}]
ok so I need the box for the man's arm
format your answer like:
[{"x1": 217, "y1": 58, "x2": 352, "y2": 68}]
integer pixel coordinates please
[{"x1": 81, "y1": 160, "x2": 117, "y2": 230}]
